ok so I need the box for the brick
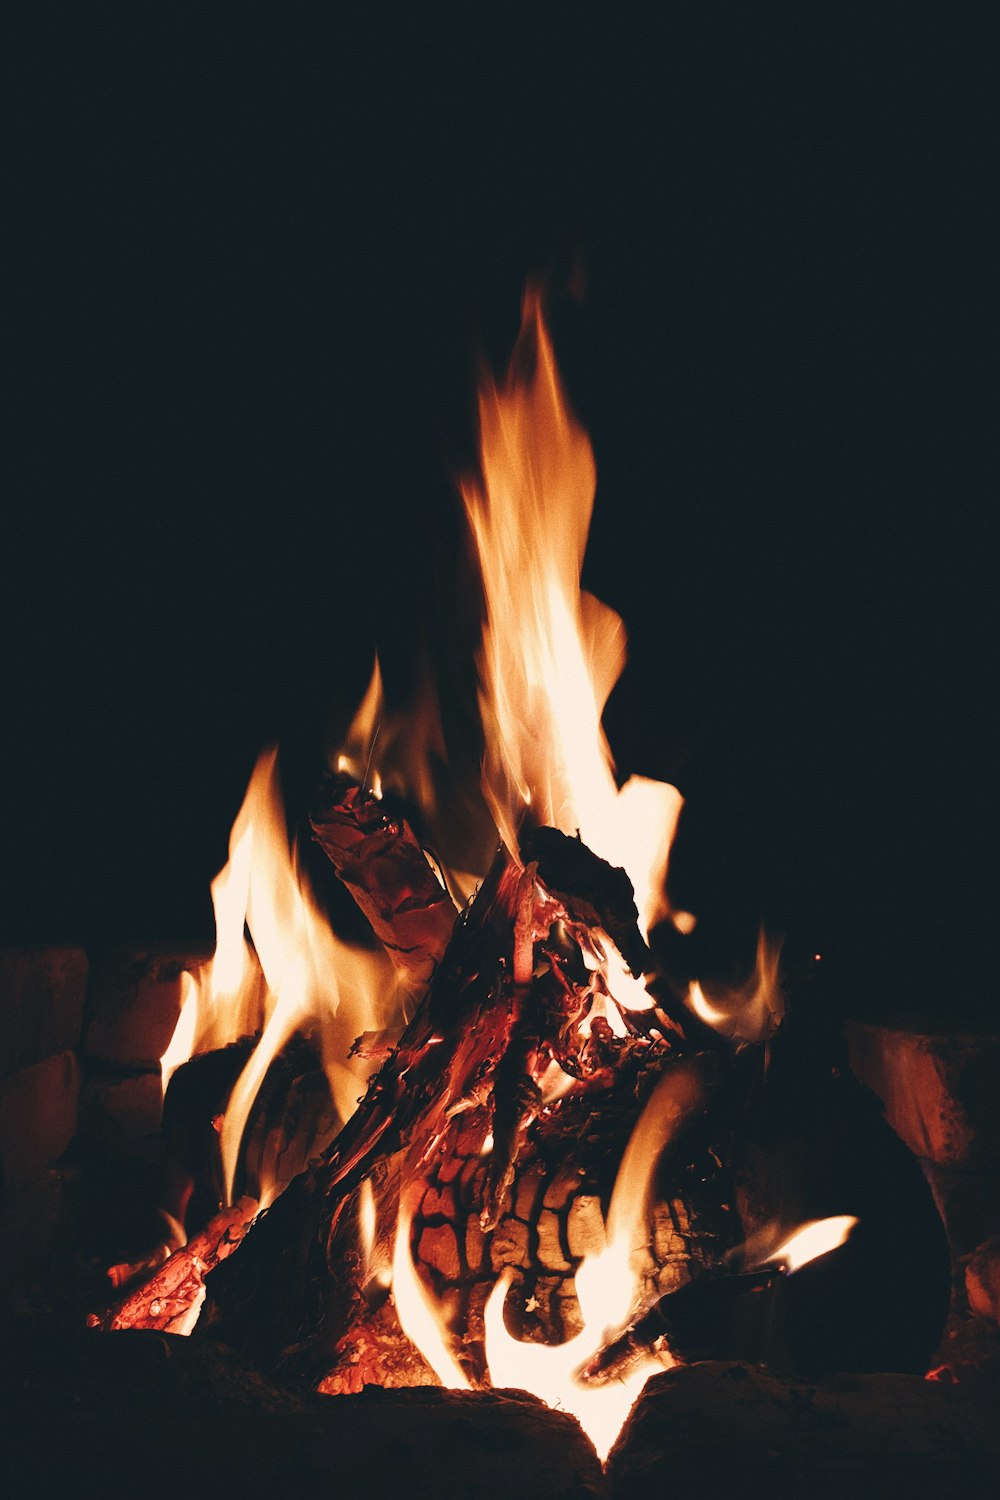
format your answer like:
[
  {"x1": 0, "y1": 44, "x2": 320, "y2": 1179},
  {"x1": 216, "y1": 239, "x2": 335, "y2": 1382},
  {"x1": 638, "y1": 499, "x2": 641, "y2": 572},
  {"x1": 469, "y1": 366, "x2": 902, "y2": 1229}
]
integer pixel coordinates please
[
  {"x1": 79, "y1": 1071, "x2": 164, "y2": 1159},
  {"x1": 848, "y1": 1022, "x2": 1000, "y2": 1168},
  {"x1": 0, "y1": 947, "x2": 88, "y2": 1078},
  {"x1": 0, "y1": 1051, "x2": 80, "y2": 1195},
  {"x1": 85, "y1": 949, "x2": 209, "y2": 1069}
]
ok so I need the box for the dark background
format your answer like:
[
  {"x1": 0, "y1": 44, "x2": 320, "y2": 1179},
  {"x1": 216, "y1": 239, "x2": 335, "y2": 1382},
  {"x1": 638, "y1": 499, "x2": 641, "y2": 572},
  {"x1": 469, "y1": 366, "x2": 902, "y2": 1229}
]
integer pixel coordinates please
[{"x1": 3, "y1": 8, "x2": 995, "y2": 1021}]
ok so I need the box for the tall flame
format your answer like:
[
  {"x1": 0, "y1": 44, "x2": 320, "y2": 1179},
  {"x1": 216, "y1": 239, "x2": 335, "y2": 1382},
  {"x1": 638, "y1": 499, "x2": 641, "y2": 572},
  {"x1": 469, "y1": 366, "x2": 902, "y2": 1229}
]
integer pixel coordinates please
[
  {"x1": 160, "y1": 746, "x2": 398, "y2": 1207},
  {"x1": 460, "y1": 289, "x2": 683, "y2": 938}
]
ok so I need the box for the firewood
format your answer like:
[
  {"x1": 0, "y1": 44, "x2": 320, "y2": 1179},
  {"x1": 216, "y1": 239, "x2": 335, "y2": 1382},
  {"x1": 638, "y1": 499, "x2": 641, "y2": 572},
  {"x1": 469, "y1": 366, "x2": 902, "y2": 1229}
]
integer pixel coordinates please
[
  {"x1": 310, "y1": 774, "x2": 457, "y2": 987},
  {"x1": 204, "y1": 810, "x2": 741, "y2": 1389},
  {"x1": 93, "y1": 1196, "x2": 258, "y2": 1334}
]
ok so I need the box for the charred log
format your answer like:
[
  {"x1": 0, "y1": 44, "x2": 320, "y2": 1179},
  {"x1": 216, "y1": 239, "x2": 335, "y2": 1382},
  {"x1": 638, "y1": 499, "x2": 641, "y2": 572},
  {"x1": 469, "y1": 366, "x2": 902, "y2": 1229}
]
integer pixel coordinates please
[{"x1": 203, "y1": 791, "x2": 741, "y2": 1387}]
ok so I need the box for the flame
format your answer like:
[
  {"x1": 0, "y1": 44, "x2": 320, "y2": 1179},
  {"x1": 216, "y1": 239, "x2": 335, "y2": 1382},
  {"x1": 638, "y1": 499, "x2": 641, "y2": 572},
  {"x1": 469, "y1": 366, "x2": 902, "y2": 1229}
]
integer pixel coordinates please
[
  {"x1": 769, "y1": 1215, "x2": 858, "y2": 1272},
  {"x1": 392, "y1": 1193, "x2": 470, "y2": 1389},
  {"x1": 460, "y1": 289, "x2": 684, "y2": 940},
  {"x1": 686, "y1": 927, "x2": 784, "y2": 1042},
  {"x1": 482, "y1": 1063, "x2": 700, "y2": 1459},
  {"x1": 159, "y1": 746, "x2": 399, "y2": 1208},
  {"x1": 336, "y1": 653, "x2": 447, "y2": 828},
  {"x1": 390, "y1": 1066, "x2": 700, "y2": 1457}
]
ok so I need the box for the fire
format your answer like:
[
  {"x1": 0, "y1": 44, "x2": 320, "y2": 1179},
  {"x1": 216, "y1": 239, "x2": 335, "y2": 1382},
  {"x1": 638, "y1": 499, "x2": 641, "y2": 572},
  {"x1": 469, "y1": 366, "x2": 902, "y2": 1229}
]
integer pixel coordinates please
[
  {"x1": 485, "y1": 1063, "x2": 700, "y2": 1459},
  {"x1": 148, "y1": 288, "x2": 792, "y2": 1463},
  {"x1": 393, "y1": 1192, "x2": 471, "y2": 1390},
  {"x1": 160, "y1": 746, "x2": 398, "y2": 1208},
  {"x1": 769, "y1": 1215, "x2": 858, "y2": 1272},
  {"x1": 459, "y1": 288, "x2": 683, "y2": 939},
  {"x1": 686, "y1": 927, "x2": 784, "y2": 1042},
  {"x1": 391, "y1": 1063, "x2": 702, "y2": 1460}
]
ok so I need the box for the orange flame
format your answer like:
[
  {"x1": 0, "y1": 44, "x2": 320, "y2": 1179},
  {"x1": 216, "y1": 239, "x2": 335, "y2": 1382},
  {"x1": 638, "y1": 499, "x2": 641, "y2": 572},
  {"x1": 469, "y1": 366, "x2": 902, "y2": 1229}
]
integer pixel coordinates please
[
  {"x1": 159, "y1": 746, "x2": 399, "y2": 1208},
  {"x1": 460, "y1": 289, "x2": 684, "y2": 941},
  {"x1": 484, "y1": 1061, "x2": 699, "y2": 1459},
  {"x1": 394, "y1": 1063, "x2": 701, "y2": 1460},
  {"x1": 392, "y1": 1192, "x2": 470, "y2": 1390},
  {"x1": 769, "y1": 1215, "x2": 858, "y2": 1272},
  {"x1": 686, "y1": 928, "x2": 784, "y2": 1042}
]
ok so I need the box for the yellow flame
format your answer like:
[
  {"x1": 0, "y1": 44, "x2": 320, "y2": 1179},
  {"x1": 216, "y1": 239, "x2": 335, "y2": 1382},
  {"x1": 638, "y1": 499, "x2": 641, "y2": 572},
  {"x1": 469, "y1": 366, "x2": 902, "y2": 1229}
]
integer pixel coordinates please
[
  {"x1": 460, "y1": 289, "x2": 684, "y2": 938},
  {"x1": 483, "y1": 1062, "x2": 700, "y2": 1460},
  {"x1": 769, "y1": 1215, "x2": 858, "y2": 1272},
  {"x1": 686, "y1": 928, "x2": 784, "y2": 1042},
  {"x1": 335, "y1": 653, "x2": 446, "y2": 825},
  {"x1": 392, "y1": 1194, "x2": 470, "y2": 1390},
  {"x1": 159, "y1": 746, "x2": 399, "y2": 1207}
]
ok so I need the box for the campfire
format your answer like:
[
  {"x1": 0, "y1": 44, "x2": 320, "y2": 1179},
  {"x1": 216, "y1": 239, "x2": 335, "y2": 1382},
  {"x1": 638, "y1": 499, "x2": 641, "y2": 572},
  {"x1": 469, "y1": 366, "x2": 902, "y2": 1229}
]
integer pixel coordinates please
[{"x1": 89, "y1": 288, "x2": 937, "y2": 1463}]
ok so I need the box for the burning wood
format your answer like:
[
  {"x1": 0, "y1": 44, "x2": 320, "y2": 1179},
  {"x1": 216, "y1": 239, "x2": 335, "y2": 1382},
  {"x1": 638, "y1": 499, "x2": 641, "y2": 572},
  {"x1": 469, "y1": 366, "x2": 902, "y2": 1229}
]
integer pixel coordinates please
[
  {"x1": 194, "y1": 796, "x2": 738, "y2": 1421},
  {"x1": 310, "y1": 773, "x2": 458, "y2": 989},
  {"x1": 93, "y1": 1196, "x2": 258, "y2": 1335},
  {"x1": 89, "y1": 287, "x2": 800, "y2": 1461}
]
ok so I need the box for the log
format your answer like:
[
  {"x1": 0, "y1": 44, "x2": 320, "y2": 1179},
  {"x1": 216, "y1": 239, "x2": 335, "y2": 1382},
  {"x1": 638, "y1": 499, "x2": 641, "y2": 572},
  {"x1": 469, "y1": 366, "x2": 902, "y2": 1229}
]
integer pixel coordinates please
[
  {"x1": 310, "y1": 774, "x2": 457, "y2": 987},
  {"x1": 204, "y1": 803, "x2": 740, "y2": 1390},
  {"x1": 93, "y1": 1196, "x2": 259, "y2": 1335}
]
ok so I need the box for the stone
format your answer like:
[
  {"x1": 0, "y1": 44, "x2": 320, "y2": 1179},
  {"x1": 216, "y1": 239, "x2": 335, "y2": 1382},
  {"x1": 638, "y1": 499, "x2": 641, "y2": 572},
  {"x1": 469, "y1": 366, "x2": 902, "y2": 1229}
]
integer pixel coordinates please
[
  {"x1": 607, "y1": 1361, "x2": 1000, "y2": 1497},
  {"x1": 921, "y1": 1162, "x2": 1000, "y2": 1256},
  {"x1": 0, "y1": 1051, "x2": 80, "y2": 1195},
  {"x1": 79, "y1": 1070, "x2": 164, "y2": 1159},
  {"x1": 85, "y1": 948, "x2": 209, "y2": 1070},
  {"x1": 0, "y1": 1166, "x2": 81, "y2": 1316},
  {"x1": 3, "y1": 1328, "x2": 605, "y2": 1498},
  {"x1": 0, "y1": 947, "x2": 88, "y2": 1078},
  {"x1": 966, "y1": 1237, "x2": 1000, "y2": 1326},
  {"x1": 847, "y1": 1021, "x2": 1000, "y2": 1168}
]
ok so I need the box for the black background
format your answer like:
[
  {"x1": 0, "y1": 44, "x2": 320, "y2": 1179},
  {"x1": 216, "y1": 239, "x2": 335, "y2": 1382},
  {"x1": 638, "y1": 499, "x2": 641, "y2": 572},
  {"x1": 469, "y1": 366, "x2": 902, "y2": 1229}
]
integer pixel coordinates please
[{"x1": 3, "y1": 7, "x2": 995, "y2": 1021}]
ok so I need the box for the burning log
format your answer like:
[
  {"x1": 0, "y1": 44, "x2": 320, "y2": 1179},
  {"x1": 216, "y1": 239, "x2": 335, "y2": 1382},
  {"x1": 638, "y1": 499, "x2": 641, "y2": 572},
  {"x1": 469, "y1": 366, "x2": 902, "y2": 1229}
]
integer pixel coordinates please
[
  {"x1": 310, "y1": 773, "x2": 458, "y2": 989},
  {"x1": 201, "y1": 790, "x2": 740, "y2": 1394},
  {"x1": 94, "y1": 1196, "x2": 258, "y2": 1335}
]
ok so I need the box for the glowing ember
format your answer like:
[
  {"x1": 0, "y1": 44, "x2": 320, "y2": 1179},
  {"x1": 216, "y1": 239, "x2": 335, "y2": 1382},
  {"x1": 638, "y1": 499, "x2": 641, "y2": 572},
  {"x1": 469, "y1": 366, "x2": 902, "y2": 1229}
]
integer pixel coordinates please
[{"x1": 482, "y1": 1063, "x2": 701, "y2": 1459}]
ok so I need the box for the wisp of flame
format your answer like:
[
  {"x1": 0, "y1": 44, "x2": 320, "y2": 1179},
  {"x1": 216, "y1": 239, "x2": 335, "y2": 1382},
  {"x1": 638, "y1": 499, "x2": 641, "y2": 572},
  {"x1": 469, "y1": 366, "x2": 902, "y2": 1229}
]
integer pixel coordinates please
[
  {"x1": 459, "y1": 288, "x2": 684, "y2": 939},
  {"x1": 160, "y1": 746, "x2": 398, "y2": 1207}
]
